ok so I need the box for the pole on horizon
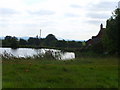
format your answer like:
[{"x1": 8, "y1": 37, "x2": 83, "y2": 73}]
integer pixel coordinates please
[{"x1": 40, "y1": 29, "x2": 41, "y2": 39}]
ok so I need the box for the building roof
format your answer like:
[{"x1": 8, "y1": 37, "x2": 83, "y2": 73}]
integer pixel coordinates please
[{"x1": 86, "y1": 24, "x2": 105, "y2": 45}]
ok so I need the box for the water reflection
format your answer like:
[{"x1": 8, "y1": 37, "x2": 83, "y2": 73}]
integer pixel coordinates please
[{"x1": 0, "y1": 48, "x2": 75, "y2": 60}]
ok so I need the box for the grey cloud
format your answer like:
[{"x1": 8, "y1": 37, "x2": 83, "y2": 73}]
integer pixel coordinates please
[
  {"x1": 64, "y1": 13, "x2": 80, "y2": 17},
  {"x1": 88, "y1": 1, "x2": 117, "y2": 11},
  {"x1": 85, "y1": 1, "x2": 116, "y2": 21},
  {"x1": 70, "y1": 4, "x2": 81, "y2": 8},
  {"x1": 21, "y1": 23, "x2": 39, "y2": 27},
  {"x1": 0, "y1": 8, "x2": 18, "y2": 16},
  {"x1": 86, "y1": 20, "x2": 101, "y2": 25},
  {"x1": 86, "y1": 12, "x2": 109, "y2": 19},
  {"x1": 28, "y1": 10, "x2": 55, "y2": 16},
  {"x1": 21, "y1": 21, "x2": 56, "y2": 27}
]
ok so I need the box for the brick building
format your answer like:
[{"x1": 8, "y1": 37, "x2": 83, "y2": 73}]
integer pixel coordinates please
[{"x1": 86, "y1": 24, "x2": 105, "y2": 46}]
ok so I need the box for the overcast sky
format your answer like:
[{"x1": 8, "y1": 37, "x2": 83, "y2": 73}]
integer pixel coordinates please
[{"x1": 0, "y1": 0, "x2": 119, "y2": 40}]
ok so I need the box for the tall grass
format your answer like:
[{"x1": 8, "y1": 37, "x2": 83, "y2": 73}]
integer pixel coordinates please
[
  {"x1": 2, "y1": 56, "x2": 119, "y2": 88},
  {"x1": 1, "y1": 50, "x2": 61, "y2": 60},
  {"x1": 75, "y1": 51, "x2": 119, "y2": 58}
]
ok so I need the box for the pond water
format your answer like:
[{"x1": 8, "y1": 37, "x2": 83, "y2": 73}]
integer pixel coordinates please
[{"x1": 0, "y1": 48, "x2": 75, "y2": 60}]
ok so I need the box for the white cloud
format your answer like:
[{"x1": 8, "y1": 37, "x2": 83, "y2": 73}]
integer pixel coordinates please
[{"x1": 28, "y1": 10, "x2": 55, "y2": 16}]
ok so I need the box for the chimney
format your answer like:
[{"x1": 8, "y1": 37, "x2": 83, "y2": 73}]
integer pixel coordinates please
[{"x1": 100, "y1": 23, "x2": 103, "y2": 30}]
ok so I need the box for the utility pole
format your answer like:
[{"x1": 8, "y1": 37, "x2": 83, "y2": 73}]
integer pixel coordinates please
[{"x1": 40, "y1": 29, "x2": 41, "y2": 39}]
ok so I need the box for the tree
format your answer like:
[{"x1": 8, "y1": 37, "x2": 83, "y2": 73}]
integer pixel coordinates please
[
  {"x1": 3, "y1": 36, "x2": 12, "y2": 47},
  {"x1": 45, "y1": 34, "x2": 58, "y2": 47},
  {"x1": 10, "y1": 36, "x2": 19, "y2": 49},
  {"x1": 55, "y1": 40, "x2": 67, "y2": 48},
  {"x1": 102, "y1": 8, "x2": 120, "y2": 54},
  {"x1": 28, "y1": 37, "x2": 40, "y2": 46},
  {"x1": 19, "y1": 38, "x2": 27, "y2": 46},
  {"x1": 2, "y1": 36, "x2": 19, "y2": 48}
]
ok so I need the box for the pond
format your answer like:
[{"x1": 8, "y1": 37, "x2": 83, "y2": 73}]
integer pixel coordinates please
[{"x1": 0, "y1": 48, "x2": 75, "y2": 60}]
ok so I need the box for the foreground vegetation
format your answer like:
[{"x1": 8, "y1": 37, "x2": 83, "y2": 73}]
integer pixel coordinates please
[{"x1": 2, "y1": 56, "x2": 119, "y2": 88}]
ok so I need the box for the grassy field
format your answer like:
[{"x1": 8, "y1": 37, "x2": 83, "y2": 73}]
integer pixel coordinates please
[{"x1": 2, "y1": 57, "x2": 119, "y2": 88}]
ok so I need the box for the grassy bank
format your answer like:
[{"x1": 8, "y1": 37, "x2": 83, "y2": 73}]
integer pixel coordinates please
[{"x1": 2, "y1": 57, "x2": 119, "y2": 88}]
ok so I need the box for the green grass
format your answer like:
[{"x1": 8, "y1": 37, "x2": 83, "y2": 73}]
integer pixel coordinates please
[{"x1": 2, "y1": 57, "x2": 119, "y2": 88}]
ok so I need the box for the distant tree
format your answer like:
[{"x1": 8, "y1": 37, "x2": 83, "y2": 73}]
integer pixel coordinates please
[
  {"x1": 5, "y1": 36, "x2": 12, "y2": 40},
  {"x1": 19, "y1": 38, "x2": 27, "y2": 46},
  {"x1": 4, "y1": 36, "x2": 12, "y2": 46},
  {"x1": 67, "y1": 41, "x2": 82, "y2": 48},
  {"x1": 28, "y1": 37, "x2": 40, "y2": 46},
  {"x1": 56, "y1": 40, "x2": 67, "y2": 48},
  {"x1": 10, "y1": 36, "x2": 19, "y2": 49},
  {"x1": 2, "y1": 36, "x2": 19, "y2": 48},
  {"x1": 55, "y1": 40, "x2": 82, "y2": 49},
  {"x1": 45, "y1": 34, "x2": 58, "y2": 47},
  {"x1": 82, "y1": 41, "x2": 86, "y2": 46},
  {"x1": 45, "y1": 34, "x2": 57, "y2": 41}
]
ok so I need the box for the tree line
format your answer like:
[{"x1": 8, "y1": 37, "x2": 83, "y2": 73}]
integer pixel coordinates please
[{"x1": 1, "y1": 34, "x2": 82, "y2": 49}]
